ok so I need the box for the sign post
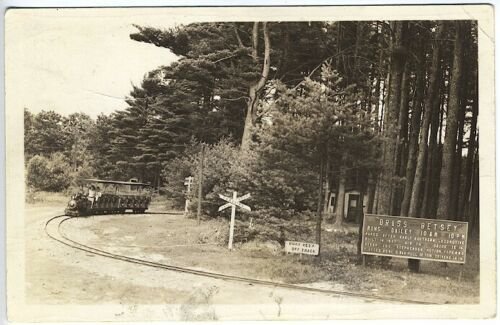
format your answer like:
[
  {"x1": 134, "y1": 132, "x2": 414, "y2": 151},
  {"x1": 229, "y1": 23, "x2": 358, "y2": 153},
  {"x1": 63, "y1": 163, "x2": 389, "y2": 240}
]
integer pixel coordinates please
[
  {"x1": 183, "y1": 176, "x2": 193, "y2": 216},
  {"x1": 218, "y1": 191, "x2": 251, "y2": 250}
]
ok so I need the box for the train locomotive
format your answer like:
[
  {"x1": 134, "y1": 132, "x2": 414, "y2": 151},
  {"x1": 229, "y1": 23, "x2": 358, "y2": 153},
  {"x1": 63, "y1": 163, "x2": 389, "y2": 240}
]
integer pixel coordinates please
[{"x1": 65, "y1": 178, "x2": 152, "y2": 217}]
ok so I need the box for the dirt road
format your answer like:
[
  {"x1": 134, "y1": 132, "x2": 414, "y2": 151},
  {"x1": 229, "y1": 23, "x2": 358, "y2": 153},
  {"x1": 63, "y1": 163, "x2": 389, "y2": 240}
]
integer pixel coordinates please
[{"x1": 23, "y1": 206, "x2": 383, "y2": 321}]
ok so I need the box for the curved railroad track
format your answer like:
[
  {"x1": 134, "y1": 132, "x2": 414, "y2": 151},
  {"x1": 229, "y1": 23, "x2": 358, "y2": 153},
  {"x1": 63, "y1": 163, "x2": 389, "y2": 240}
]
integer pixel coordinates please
[{"x1": 44, "y1": 214, "x2": 435, "y2": 305}]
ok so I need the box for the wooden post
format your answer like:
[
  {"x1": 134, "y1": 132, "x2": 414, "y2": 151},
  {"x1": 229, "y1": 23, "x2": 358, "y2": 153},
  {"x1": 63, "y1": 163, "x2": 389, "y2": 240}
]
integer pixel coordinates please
[
  {"x1": 197, "y1": 145, "x2": 205, "y2": 225},
  {"x1": 357, "y1": 188, "x2": 365, "y2": 261},
  {"x1": 184, "y1": 199, "x2": 190, "y2": 216},
  {"x1": 184, "y1": 176, "x2": 193, "y2": 217},
  {"x1": 228, "y1": 191, "x2": 237, "y2": 250},
  {"x1": 315, "y1": 158, "x2": 324, "y2": 260}
]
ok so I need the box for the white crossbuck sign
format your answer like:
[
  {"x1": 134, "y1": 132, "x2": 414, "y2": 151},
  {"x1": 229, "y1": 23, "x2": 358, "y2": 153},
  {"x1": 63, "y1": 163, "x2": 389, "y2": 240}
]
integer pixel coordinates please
[{"x1": 218, "y1": 191, "x2": 251, "y2": 250}]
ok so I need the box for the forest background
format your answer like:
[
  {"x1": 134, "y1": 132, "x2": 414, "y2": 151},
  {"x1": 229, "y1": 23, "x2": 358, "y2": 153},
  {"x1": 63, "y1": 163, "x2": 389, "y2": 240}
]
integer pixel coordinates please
[{"x1": 25, "y1": 21, "x2": 479, "y2": 251}]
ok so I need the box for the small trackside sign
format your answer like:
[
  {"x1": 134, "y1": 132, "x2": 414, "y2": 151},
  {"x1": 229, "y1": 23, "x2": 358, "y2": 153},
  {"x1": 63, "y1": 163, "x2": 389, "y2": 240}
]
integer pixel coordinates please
[{"x1": 285, "y1": 241, "x2": 319, "y2": 255}]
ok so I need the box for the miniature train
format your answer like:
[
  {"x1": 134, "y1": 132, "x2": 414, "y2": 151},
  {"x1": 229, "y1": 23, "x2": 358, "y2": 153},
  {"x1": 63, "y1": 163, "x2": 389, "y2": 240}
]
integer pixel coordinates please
[{"x1": 64, "y1": 178, "x2": 152, "y2": 217}]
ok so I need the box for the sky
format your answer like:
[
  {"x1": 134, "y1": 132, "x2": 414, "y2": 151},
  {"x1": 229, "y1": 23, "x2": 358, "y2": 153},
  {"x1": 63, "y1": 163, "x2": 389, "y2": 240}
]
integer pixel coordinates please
[{"x1": 5, "y1": 9, "x2": 195, "y2": 118}]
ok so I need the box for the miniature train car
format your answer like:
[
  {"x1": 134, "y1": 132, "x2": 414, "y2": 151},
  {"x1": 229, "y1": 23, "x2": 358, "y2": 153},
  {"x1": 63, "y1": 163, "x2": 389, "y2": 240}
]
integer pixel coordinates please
[{"x1": 64, "y1": 178, "x2": 152, "y2": 217}]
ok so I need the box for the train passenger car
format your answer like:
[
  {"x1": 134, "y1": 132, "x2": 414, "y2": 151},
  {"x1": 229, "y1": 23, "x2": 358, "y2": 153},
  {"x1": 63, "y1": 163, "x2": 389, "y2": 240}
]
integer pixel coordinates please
[{"x1": 65, "y1": 178, "x2": 152, "y2": 217}]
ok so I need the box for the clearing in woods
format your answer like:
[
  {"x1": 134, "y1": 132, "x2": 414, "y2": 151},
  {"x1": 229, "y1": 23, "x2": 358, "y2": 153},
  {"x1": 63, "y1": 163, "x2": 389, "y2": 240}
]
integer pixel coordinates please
[{"x1": 36, "y1": 194, "x2": 480, "y2": 305}]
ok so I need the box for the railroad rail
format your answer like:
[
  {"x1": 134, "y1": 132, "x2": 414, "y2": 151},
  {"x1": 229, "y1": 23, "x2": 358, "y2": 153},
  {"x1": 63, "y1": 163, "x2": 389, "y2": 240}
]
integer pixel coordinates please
[{"x1": 44, "y1": 214, "x2": 435, "y2": 305}]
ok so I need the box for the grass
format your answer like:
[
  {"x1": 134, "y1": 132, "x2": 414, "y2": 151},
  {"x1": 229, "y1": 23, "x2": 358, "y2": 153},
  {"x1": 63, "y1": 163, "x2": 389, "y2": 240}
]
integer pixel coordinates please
[
  {"x1": 61, "y1": 212, "x2": 480, "y2": 304},
  {"x1": 25, "y1": 190, "x2": 69, "y2": 205}
]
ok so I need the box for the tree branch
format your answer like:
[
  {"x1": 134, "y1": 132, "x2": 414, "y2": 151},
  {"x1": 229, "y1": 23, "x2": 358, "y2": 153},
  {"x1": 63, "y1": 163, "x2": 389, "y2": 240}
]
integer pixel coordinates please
[
  {"x1": 252, "y1": 22, "x2": 259, "y2": 62},
  {"x1": 233, "y1": 23, "x2": 244, "y2": 48},
  {"x1": 222, "y1": 96, "x2": 249, "y2": 102},
  {"x1": 213, "y1": 53, "x2": 240, "y2": 64}
]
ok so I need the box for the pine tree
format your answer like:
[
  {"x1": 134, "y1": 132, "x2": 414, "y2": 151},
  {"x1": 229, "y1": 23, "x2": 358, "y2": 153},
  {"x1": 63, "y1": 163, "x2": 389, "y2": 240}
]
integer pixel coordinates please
[
  {"x1": 436, "y1": 21, "x2": 467, "y2": 220},
  {"x1": 377, "y1": 21, "x2": 408, "y2": 216},
  {"x1": 256, "y1": 64, "x2": 379, "y2": 250}
]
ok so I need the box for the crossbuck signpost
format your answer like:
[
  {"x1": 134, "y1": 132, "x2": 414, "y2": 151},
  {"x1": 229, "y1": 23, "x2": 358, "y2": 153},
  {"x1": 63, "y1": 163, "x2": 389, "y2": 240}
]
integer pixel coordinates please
[{"x1": 218, "y1": 191, "x2": 251, "y2": 250}]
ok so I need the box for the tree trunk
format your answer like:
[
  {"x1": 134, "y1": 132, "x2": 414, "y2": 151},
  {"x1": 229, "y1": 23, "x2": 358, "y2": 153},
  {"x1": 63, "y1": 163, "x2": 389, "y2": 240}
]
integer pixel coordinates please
[
  {"x1": 323, "y1": 153, "x2": 331, "y2": 216},
  {"x1": 367, "y1": 175, "x2": 377, "y2": 214},
  {"x1": 377, "y1": 21, "x2": 407, "y2": 216},
  {"x1": 251, "y1": 22, "x2": 259, "y2": 61},
  {"x1": 334, "y1": 172, "x2": 346, "y2": 227},
  {"x1": 316, "y1": 158, "x2": 324, "y2": 256},
  {"x1": 421, "y1": 85, "x2": 444, "y2": 218},
  {"x1": 365, "y1": 66, "x2": 374, "y2": 112},
  {"x1": 373, "y1": 177, "x2": 380, "y2": 214},
  {"x1": 351, "y1": 22, "x2": 363, "y2": 84},
  {"x1": 452, "y1": 32, "x2": 471, "y2": 220},
  {"x1": 393, "y1": 62, "x2": 411, "y2": 215},
  {"x1": 401, "y1": 40, "x2": 425, "y2": 216},
  {"x1": 356, "y1": 188, "x2": 366, "y2": 258},
  {"x1": 460, "y1": 91, "x2": 478, "y2": 221},
  {"x1": 241, "y1": 22, "x2": 271, "y2": 151},
  {"x1": 428, "y1": 144, "x2": 443, "y2": 218},
  {"x1": 335, "y1": 22, "x2": 342, "y2": 72},
  {"x1": 233, "y1": 23, "x2": 244, "y2": 48},
  {"x1": 468, "y1": 146, "x2": 479, "y2": 234},
  {"x1": 375, "y1": 27, "x2": 384, "y2": 133},
  {"x1": 436, "y1": 21, "x2": 466, "y2": 220},
  {"x1": 408, "y1": 23, "x2": 445, "y2": 219},
  {"x1": 450, "y1": 93, "x2": 467, "y2": 220},
  {"x1": 407, "y1": 23, "x2": 446, "y2": 272}
]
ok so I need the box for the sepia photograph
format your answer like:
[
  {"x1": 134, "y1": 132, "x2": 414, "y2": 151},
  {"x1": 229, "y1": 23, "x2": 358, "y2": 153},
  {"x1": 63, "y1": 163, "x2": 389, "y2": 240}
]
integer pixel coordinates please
[{"x1": 4, "y1": 4, "x2": 496, "y2": 321}]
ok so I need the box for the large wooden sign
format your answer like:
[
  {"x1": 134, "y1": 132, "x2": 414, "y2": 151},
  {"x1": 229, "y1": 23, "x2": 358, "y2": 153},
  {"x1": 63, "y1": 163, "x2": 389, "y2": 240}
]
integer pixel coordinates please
[
  {"x1": 361, "y1": 214, "x2": 468, "y2": 263},
  {"x1": 218, "y1": 191, "x2": 251, "y2": 250},
  {"x1": 285, "y1": 241, "x2": 319, "y2": 256}
]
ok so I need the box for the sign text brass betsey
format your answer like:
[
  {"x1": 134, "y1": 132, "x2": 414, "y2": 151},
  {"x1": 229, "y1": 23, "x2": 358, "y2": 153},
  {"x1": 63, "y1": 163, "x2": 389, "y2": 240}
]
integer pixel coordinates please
[{"x1": 361, "y1": 214, "x2": 468, "y2": 263}]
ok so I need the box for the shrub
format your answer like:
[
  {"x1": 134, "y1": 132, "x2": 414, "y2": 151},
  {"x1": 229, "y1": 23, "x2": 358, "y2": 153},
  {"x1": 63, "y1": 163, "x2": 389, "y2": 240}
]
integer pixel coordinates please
[
  {"x1": 26, "y1": 155, "x2": 51, "y2": 190},
  {"x1": 232, "y1": 209, "x2": 316, "y2": 244},
  {"x1": 46, "y1": 152, "x2": 72, "y2": 191},
  {"x1": 26, "y1": 153, "x2": 72, "y2": 192},
  {"x1": 163, "y1": 137, "x2": 320, "y2": 217},
  {"x1": 163, "y1": 138, "x2": 243, "y2": 213}
]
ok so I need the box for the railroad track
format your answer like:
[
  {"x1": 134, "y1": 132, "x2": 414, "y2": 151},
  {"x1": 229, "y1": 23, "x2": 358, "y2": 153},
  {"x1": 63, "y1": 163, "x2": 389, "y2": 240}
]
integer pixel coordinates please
[{"x1": 44, "y1": 214, "x2": 435, "y2": 305}]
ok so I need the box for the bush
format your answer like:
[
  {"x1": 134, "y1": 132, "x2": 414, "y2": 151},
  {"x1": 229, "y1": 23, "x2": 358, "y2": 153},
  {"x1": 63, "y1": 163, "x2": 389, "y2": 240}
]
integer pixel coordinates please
[
  {"x1": 26, "y1": 155, "x2": 51, "y2": 190},
  {"x1": 232, "y1": 210, "x2": 316, "y2": 244},
  {"x1": 163, "y1": 138, "x2": 320, "y2": 217},
  {"x1": 161, "y1": 138, "x2": 323, "y2": 245},
  {"x1": 26, "y1": 153, "x2": 72, "y2": 192},
  {"x1": 162, "y1": 141, "x2": 204, "y2": 209},
  {"x1": 47, "y1": 153, "x2": 72, "y2": 191},
  {"x1": 162, "y1": 138, "x2": 243, "y2": 213}
]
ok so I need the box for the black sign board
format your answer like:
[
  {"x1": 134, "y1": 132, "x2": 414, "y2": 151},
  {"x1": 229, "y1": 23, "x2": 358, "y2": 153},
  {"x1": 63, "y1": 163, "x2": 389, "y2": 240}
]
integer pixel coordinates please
[{"x1": 361, "y1": 214, "x2": 468, "y2": 264}]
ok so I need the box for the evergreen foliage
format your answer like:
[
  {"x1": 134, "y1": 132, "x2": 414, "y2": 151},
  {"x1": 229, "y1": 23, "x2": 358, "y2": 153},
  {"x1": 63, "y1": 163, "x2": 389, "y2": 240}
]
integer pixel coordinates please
[{"x1": 23, "y1": 20, "x2": 479, "y2": 236}]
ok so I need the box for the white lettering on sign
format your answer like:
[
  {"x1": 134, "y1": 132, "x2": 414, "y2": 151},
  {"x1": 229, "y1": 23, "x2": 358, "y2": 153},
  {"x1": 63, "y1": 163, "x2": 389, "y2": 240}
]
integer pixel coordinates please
[{"x1": 285, "y1": 241, "x2": 319, "y2": 256}]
